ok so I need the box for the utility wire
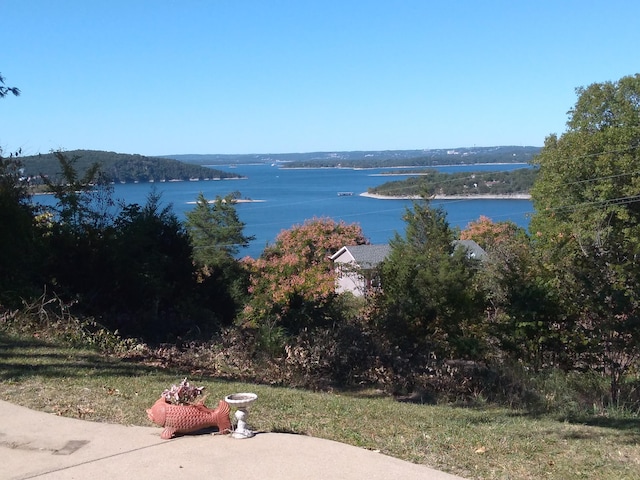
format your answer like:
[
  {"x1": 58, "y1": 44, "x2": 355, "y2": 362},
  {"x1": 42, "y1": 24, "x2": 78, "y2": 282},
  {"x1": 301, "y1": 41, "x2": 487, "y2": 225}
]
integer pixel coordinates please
[{"x1": 550, "y1": 194, "x2": 640, "y2": 214}]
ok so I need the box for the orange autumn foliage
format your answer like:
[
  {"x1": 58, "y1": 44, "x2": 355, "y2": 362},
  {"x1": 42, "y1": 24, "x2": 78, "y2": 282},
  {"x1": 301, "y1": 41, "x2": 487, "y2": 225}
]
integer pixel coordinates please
[
  {"x1": 460, "y1": 215, "x2": 523, "y2": 251},
  {"x1": 240, "y1": 217, "x2": 367, "y2": 329}
]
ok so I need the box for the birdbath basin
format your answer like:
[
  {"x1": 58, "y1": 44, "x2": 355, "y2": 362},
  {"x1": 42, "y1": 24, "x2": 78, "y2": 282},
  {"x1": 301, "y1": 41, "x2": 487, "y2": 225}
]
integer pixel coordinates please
[{"x1": 224, "y1": 393, "x2": 258, "y2": 438}]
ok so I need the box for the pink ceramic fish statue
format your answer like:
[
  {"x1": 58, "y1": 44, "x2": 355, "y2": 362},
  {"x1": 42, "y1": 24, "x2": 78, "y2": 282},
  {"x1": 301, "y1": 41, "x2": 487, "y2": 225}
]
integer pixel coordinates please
[{"x1": 147, "y1": 397, "x2": 232, "y2": 439}]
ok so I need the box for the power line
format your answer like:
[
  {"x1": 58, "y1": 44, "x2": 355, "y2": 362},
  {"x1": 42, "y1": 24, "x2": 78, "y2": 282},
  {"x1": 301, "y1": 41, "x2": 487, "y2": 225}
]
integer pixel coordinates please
[{"x1": 551, "y1": 194, "x2": 640, "y2": 214}]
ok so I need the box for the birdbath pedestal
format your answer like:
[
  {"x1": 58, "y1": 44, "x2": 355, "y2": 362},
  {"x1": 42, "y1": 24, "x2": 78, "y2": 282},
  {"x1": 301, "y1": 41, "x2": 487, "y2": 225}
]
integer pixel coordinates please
[{"x1": 224, "y1": 393, "x2": 258, "y2": 439}]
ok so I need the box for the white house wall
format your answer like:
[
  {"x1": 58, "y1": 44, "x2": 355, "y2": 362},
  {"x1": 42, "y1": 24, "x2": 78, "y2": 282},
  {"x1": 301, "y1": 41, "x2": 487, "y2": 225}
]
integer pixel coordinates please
[
  {"x1": 335, "y1": 262, "x2": 366, "y2": 296},
  {"x1": 332, "y1": 249, "x2": 366, "y2": 297}
]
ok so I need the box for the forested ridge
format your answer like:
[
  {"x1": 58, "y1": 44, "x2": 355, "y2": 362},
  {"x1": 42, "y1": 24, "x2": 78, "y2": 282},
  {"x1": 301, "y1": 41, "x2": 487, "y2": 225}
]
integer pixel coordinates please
[
  {"x1": 18, "y1": 150, "x2": 243, "y2": 184},
  {"x1": 164, "y1": 145, "x2": 540, "y2": 167}
]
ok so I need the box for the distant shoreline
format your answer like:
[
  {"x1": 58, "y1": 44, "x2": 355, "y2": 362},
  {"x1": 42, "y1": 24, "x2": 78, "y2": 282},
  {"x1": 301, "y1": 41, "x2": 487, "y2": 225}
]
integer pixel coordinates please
[
  {"x1": 360, "y1": 192, "x2": 532, "y2": 200},
  {"x1": 185, "y1": 198, "x2": 265, "y2": 204},
  {"x1": 281, "y1": 162, "x2": 530, "y2": 171}
]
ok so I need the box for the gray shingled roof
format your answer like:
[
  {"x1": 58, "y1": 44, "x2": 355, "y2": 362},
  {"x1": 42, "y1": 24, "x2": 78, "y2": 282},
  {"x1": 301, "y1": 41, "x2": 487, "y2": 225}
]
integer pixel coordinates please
[
  {"x1": 334, "y1": 241, "x2": 485, "y2": 269},
  {"x1": 453, "y1": 240, "x2": 487, "y2": 259},
  {"x1": 344, "y1": 244, "x2": 391, "y2": 269}
]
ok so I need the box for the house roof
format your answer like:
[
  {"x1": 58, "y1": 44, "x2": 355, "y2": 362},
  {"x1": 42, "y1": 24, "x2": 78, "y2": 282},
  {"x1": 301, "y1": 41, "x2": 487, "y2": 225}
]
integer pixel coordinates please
[
  {"x1": 330, "y1": 244, "x2": 391, "y2": 268},
  {"x1": 453, "y1": 239, "x2": 487, "y2": 259},
  {"x1": 330, "y1": 240, "x2": 485, "y2": 267}
]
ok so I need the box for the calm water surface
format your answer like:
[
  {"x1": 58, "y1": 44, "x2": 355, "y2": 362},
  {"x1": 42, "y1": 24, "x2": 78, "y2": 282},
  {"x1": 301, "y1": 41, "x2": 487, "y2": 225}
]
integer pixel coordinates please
[{"x1": 36, "y1": 163, "x2": 534, "y2": 258}]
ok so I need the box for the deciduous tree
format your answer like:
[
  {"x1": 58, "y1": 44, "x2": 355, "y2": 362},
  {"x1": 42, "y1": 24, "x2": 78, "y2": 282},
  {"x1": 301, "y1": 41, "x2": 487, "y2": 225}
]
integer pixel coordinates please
[
  {"x1": 460, "y1": 215, "x2": 524, "y2": 251},
  {"x1": 530, "y1": 74, "x2": 640, "y2": 403},
  {"x1": 41, "y1": 151, "x2": 114, "y2": 231},
  {"x1": 39, "y1": 151, "x2": 115, "y2": 305},
  {"x1": 463, "y1": 218, "x2": 563, "y2": 369},
  {"x1": 240, "y1": 217, "x2": 367, "y2": 343}
]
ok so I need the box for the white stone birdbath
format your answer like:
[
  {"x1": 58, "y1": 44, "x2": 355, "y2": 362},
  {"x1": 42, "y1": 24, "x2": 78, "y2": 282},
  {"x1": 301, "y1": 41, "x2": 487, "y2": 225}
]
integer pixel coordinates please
[{"x1": 224, "y1": 393, "x2": 258, "y2": 438}]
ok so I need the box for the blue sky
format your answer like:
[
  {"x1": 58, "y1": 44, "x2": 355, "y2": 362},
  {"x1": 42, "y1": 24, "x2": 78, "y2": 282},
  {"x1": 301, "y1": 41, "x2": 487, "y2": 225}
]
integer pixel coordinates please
[{"x1": 1, "y1": 1, "x2": 638, "y2": 156}]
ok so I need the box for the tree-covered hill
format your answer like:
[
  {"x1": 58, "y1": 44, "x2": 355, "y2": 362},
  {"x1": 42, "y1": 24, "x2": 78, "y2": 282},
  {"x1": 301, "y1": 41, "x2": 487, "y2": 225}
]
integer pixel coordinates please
[
  {"x1": 163, "y1": 145, "x2": 541, "y2": 167},
  {"x1": 18, "y1": 150, "x2": 242, "y2": 184},
  {"x1": 369, "y1": 167, "x2": 537, "y2": 197},
  {"x1": 283, "y1": 146, "x2": 540, "y2": 168}
]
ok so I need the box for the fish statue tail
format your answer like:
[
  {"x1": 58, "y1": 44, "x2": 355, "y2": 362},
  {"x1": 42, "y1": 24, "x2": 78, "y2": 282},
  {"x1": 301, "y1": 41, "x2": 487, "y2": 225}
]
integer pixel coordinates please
[{"x1": 215, "y1": 399, "x2": 232, "y2": 433}]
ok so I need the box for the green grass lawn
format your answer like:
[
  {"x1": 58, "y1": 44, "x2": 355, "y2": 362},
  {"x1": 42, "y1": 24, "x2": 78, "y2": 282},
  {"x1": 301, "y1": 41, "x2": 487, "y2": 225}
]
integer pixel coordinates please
[{"x1": 1, "y1": 332, "x2": 638, "y2": 480}]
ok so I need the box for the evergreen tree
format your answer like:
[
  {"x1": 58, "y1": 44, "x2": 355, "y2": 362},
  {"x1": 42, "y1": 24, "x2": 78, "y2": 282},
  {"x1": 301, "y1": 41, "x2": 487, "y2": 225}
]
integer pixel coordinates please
[
  {"x1": 0, "y1": 155, "x2": 39, "y2": 304},
  {"x1": 185, "y1": 191, "x2": 254, "y2": 267},
  {"x1": 0, "y1": 75, "x2": 37, "y2": 304},
  {"x1": 108, "y1": 190, "x2": 197, "y2": 339},
  {"x1": 185, "y1": 191, "x2": 254, "y2": 328},
  {"x1": 377, "y1": 199, "x2": 483, "y2": 358}
]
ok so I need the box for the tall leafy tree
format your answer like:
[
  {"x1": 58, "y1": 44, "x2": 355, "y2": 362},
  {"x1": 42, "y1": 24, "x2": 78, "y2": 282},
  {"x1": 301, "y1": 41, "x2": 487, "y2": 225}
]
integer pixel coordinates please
[
  {"x1": 39, "y1": 151, "x2": 115, "y2": 304},
  {"x1": 41, "y1": 151, "x2": 114, "y2": 231},
  {"x1": 462, "y1": 217, "x2": 563, "y2": 369},
  {"x1": 240, "y1": 217, "x2": 367, "y2": 341},
  {"x1": 530, "y1": 74, "x2": 640, "y2": 403},
  {"x1": 460, "y1": 215, "x2": 524, "y2": 251}
]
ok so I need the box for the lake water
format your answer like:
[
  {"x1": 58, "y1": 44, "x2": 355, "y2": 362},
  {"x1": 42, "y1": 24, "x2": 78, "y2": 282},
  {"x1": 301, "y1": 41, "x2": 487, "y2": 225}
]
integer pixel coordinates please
[{"x1": 35, "y1": 163, "x2": 534, "y2": 258}]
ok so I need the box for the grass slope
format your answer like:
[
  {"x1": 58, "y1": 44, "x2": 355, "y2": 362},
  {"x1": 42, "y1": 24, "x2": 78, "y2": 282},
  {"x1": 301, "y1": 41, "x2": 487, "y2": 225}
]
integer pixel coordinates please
[{"x1": 0, "y1": 333, "x2": 638, "y2": 479}]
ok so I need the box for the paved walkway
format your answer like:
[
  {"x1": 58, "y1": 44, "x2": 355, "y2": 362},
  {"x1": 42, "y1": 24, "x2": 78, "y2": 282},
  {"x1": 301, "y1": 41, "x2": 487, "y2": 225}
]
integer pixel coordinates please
[{"x1": 1, "y1": 400, "x2": 468, "y2": 479}]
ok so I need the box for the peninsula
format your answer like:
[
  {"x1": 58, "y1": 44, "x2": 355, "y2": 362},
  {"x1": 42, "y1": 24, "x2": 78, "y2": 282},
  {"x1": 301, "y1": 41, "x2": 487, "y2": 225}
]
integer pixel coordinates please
[
  {"x1": 360, "y1": 192, "x2": 531, "y2": 200},
  {"x1": 366, "y1": 167, "x2": 536, "y2": 199}
]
